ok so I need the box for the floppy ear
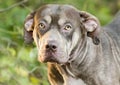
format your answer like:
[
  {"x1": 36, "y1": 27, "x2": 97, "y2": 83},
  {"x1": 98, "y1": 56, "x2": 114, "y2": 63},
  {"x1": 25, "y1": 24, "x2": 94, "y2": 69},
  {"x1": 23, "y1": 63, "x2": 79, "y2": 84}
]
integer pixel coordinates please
[
  {"x1": 79, "y1": 11, "x2": 101, "y2": 45},
  {"x1": 24, "y1": 11, "x2": 36, "y2": 44}
]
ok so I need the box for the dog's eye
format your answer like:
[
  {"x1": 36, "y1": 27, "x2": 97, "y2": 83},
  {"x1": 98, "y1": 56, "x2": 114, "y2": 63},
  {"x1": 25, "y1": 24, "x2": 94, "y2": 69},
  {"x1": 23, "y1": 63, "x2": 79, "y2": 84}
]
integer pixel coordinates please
[
  {"x1": 39, "y1": 23, "x2": 45, "y2": 29},
  {"x1": 64, "y1": 25, "x2": 72, "y2": 31}
]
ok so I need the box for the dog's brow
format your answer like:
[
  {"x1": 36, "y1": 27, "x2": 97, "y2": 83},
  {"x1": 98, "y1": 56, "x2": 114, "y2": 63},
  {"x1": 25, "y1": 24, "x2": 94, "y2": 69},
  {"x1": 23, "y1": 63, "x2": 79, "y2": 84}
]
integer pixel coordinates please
[
  {"x1": 43, "y1": 15, "x2": 52, "y2": 24},
  {"x1": 58, "y1": 19, "x2": 66, "y2": 26}
]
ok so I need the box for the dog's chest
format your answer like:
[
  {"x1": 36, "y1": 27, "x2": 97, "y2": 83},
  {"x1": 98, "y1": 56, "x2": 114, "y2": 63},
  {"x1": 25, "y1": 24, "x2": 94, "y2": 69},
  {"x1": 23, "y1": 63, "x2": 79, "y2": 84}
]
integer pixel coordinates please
[{"x1": 64, "y1": 64, "x2": 98, "y2": 85}]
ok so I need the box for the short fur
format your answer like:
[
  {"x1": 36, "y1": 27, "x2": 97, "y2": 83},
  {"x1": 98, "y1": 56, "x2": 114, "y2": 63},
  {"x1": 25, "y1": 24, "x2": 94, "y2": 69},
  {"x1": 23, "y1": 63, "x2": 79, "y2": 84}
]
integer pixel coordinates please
[{"x1": 24, "y1": 4, "x2": 120, "y2": 85}]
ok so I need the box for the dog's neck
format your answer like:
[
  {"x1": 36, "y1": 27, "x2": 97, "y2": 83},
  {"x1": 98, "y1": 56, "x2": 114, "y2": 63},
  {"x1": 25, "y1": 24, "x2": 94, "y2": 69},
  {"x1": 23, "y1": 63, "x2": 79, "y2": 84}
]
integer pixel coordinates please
[{"x1": 65, "y1": 36, "x2": 100, "y2": 77}]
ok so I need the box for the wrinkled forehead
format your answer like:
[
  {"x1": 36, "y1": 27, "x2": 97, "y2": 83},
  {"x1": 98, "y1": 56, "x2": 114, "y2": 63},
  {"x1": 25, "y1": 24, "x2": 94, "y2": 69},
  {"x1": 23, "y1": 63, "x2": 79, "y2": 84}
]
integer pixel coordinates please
[{"x1": 34, "y1": 4, "x2": 80, "y2": 25}]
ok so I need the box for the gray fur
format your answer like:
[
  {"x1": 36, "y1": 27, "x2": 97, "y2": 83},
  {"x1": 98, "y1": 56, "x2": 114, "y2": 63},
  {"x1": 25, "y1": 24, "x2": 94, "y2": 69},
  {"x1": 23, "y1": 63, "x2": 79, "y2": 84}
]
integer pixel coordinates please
[{"x1": 24, "y1": 4, "x2": 120, "y2": 85}]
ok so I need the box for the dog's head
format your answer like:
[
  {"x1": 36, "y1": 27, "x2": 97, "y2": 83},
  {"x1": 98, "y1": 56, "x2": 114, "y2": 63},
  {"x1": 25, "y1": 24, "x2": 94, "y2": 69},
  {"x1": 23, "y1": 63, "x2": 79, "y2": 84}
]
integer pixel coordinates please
[{"x1": 24, "y1": 4, "x2": 100, "y2": 64}]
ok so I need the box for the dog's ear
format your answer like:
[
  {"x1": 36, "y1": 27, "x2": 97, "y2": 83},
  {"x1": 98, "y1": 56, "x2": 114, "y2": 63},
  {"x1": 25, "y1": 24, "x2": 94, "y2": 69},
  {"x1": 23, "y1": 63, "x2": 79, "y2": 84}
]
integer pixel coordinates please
[
  {"x1": 79, "y1": 11, "x2": 101, "y2": 45},
  {"x1": 24, "y1": 11, "x2": 36, "y2": 44}
]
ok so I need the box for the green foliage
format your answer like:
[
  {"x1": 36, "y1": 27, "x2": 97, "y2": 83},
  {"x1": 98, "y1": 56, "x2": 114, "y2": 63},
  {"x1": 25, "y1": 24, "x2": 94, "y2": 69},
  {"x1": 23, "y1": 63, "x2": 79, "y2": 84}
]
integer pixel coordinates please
[{"x1": 0, "y1": 0, "x2": 119, "y2": 85}]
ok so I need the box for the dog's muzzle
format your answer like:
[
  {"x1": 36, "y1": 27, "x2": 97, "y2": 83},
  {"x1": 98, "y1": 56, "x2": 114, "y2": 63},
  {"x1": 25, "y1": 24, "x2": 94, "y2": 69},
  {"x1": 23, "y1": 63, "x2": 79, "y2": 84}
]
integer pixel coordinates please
[
  {"x1": 45, "y1": 40, "x2": 57, "y2": 52},
  {"x1": 38, "y1": 40, "x2": 59, "y2": 63}
]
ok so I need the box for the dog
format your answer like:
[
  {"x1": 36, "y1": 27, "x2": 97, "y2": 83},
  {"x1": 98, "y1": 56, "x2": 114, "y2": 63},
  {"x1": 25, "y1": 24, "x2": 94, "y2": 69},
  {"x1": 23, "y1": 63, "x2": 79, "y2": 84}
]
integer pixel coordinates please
[{"x1": 24, "y1": 4, "x2": 120, "y2": 85}]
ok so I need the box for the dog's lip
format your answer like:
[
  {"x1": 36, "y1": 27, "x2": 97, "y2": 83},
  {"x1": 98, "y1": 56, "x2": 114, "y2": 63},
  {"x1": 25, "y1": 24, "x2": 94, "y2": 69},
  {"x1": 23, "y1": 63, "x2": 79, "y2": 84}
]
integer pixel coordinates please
[
  {"x1": 38, "y1": 51, "x2": 68, "y2": 64},
  {"x1": 38, "y1": 52, "x2": 58, "y2": 63},
  {"x1": 38, "y1": 55, "x2": 58, "y2": 63}
]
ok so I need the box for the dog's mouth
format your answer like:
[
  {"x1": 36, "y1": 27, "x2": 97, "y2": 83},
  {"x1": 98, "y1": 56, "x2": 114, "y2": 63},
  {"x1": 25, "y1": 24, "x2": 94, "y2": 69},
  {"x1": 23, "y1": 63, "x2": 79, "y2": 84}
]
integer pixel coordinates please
[
  {"x1": 38, "y1": 46, "x2": 69, "y2": 64},
  {"x1": 38, "y1": 51, "x2": 58, "y2": 63}
]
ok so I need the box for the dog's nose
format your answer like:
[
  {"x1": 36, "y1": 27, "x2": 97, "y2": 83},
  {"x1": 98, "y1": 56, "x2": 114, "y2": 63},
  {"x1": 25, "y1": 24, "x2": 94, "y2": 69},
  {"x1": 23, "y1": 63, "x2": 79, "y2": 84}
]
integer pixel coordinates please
[
  {"x1": 45, "y1": 41, "x2": 57, "y2": 52},
  {"x1": 46, "y1": 44, "x2": 57, "y2": 51}
]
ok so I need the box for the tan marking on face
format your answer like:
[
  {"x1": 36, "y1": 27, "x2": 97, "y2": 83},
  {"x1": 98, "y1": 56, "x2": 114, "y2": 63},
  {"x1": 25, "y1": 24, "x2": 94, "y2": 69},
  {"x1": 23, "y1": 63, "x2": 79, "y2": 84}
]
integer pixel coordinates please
[
  {"x1": 58, "y1": 18, "x2": 66, "y2": 26},
  {"x1": 43, "y1": 15, "x2": 52, "y2": 24}
]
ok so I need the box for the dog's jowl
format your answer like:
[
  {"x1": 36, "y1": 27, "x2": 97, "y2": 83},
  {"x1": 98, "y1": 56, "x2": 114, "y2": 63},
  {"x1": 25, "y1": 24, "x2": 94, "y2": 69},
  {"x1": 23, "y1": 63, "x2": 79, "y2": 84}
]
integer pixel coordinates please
[{"x1": 24, "y1": 4, "x2": 120, "y2": 85}]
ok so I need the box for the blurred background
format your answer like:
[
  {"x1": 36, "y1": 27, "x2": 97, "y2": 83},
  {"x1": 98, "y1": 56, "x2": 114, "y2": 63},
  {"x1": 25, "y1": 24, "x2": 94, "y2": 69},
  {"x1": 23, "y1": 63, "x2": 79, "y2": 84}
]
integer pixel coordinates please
[{"x1": 0, "y1": 0, "x2": 119, "y2": 85}]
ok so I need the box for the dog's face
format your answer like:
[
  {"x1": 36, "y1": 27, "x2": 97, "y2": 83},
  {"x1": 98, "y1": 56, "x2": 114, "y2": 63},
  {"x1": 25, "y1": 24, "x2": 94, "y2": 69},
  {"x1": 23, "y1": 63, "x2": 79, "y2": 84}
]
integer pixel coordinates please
[{"x1": 24, "y1": 4, "x2": 100, "y2": 64}]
